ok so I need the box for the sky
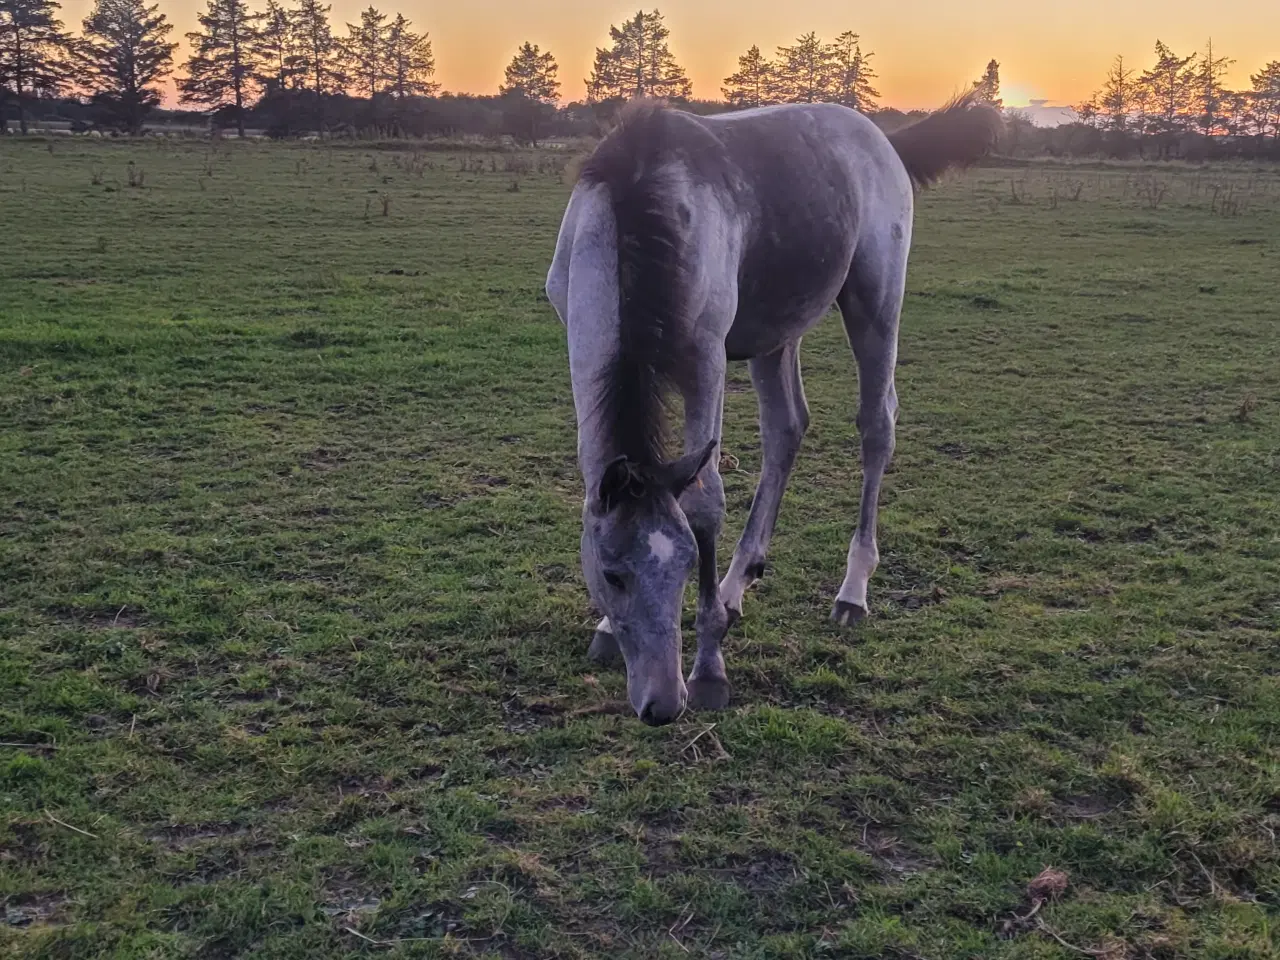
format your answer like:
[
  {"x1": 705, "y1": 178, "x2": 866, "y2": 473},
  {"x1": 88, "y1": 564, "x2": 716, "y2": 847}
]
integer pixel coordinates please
[{"x1": 58, "y1": 0, "x2": 1280, "y2": 110}]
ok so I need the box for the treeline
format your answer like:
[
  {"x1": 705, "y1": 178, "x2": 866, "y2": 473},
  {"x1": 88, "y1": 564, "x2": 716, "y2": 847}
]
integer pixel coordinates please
[
  {"x1": 1069, "y1": 42, "x2": 1280, "y2": 158},
  {"x1": 3, "y1": 1, "x2": 1279, "y2": 159},
  {"x1": 0, "y1": 0, "x2": 563, "y2": 138}
]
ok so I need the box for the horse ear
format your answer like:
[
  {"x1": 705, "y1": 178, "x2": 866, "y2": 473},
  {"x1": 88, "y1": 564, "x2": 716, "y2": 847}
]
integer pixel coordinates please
[
  {"x1": 596, "y1": 456, "x2": 638, "y2": 513},
  {"x1": 660, "y1": 440, "x2": 718, "y2": 498}
]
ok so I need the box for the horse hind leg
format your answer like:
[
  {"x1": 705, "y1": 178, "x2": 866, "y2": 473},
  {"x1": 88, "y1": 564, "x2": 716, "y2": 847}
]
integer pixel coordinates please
[
  {"x1": 720, "y1": 339, "x2": 810, "y2": 619},
  {"x1": 832, "y1": 238, "x2": 906, "y2": 626}
]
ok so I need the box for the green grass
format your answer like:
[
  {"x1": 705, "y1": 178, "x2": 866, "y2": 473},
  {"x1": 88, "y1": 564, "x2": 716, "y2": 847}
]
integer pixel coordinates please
[{"x1": 2, "y1": 137, "x2": 1278, "y2": 959}]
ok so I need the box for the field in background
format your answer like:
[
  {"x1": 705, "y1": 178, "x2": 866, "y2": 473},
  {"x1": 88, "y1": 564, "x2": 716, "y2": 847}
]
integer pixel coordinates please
[{"x1": 2, "y1": 139, "x2": 1278, "y2": 958}]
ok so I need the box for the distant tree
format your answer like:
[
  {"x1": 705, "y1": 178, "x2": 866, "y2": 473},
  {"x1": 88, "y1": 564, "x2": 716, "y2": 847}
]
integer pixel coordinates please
[
  {"x1": 828, "y1": 31, "x2": 878, "y2": 111},
  {"x1": 499, "y1": 41, "x2": 558, "y2": 144},
  {"x1": 972, "y1": 59, "x2": 1002, "y2": 110},
  {"x1": 1073, "y1": 95, "x2": 1102, "y2": 129},
  {"x1": 1139, "y1": 41, "x2": 1196, "y2": 135},
  {"x1": 0, "y1": 0, "x2": 70, "y2": 133},
  {"x1": 1131, "y1": 81, "x2": 1154, "y2": 143},
  {"x1": 342, "y1": 5, "x2": 386, "y2": 101},
  {"x1": 1219, "y1": 89, "x2": 1251, "y2": 138},
  {"x1": 76, "y1": 0, "x2": 175, "y2": 133},
  {"x1": 774, "y1": 32, "x2": 833, "y2": 104},
  {"x1": 722, "y1": 44, "x2": 776, "y2": 108},
  {"x1": 1001, "y1": 107, "x2": 1039, "y2": 153},
  {"x1": 1249, "y1": 61, "x2": 1280, "y2": 140},
  {"x1": 1099, "y1": 54, "x2": 1135, "y2": 132},
  {"x1": 382, "y1": 13, "x2": 435, "y2": 100},
  {"x1": 178, "y1": 0, "x2": 263, "y2": 137},
  {"x1": 1192, "y1": 38, "x2": 1233, "y2": 137},
  {"x1": 291, "y1": 0, "x2": 343, "y2": 128},
  {"x1": 255, "y1": 0, "x2": 299, "y2": 93},
  {"x1": 501, "y1": 41, "x2": 558, "y2": 103},
  {"x1": 586, "y1": 10, "x2": 691, "y2": 103}
]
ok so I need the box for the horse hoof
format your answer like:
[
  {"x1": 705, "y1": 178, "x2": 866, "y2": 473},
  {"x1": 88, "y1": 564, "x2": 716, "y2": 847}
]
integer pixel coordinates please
[
  {"x1": 588, "y1": 629, "x2": 621, "y2": 665},
  {"x1": 687, "y1": 676, "x2": 732, "y2": 712},
  {"x1": 830, "y1": 601, "x2": 868, "y2": 627},
  {"x1": 725, "y1": 603, "x2": 742, "y2": 628}
]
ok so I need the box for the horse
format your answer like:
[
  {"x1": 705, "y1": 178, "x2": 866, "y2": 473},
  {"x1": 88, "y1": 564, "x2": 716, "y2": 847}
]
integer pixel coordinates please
[{"x1": 545, "y1": 95, "x2": 1002, "y2": 725}]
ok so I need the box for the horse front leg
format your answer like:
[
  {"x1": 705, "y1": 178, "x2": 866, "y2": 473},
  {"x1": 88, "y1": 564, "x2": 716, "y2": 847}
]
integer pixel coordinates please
[{"x1": 679, "y1": 348, "x2": 732, "y2": 712}]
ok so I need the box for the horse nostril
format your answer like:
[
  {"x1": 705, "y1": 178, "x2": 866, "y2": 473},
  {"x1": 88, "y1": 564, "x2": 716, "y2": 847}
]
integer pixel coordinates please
[{"x1": 639, "y1": 699, "x2": 677, "y2": 727}]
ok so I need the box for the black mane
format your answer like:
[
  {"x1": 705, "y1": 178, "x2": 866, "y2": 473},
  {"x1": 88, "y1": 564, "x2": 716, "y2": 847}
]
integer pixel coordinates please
[{"x1": 577, "y1": 101, "x2": 728, "y2": 468}]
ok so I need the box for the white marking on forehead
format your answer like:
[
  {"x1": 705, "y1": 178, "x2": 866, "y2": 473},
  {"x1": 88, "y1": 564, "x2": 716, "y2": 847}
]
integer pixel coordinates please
[{"x1": 648, "y1": 531, "x2": 675, "y2": 564}]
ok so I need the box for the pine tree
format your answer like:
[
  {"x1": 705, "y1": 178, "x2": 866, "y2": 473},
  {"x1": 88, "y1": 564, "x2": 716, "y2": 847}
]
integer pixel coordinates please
[
  {"x1": 828, "y1": 31, "x2": 879, "y2": 112},
  {"x1": 722, "y1": 44, "x2": 775, "y2": 108},
  {"x1": 291, "y1": 0, "x2": 342, "y2": 129},
  {"x1": 383, "y1": 13, "x2": 435, "y2": 100},
  {"x1": 76, "y1": 0, "x2": 175, "y2": 133},
  {"x1": 774, "y1": 32, "x2": 832, "y2": 104},
  {"x1": 1192, "y1": 38, "x2": 1233, "y2": 137},
  {"x1": 972, "y1": 59, "x2": 1002, "y2": 110},
  {"x1": 1249, "y1": 61, "x2": 1280, "y2": 140},
  {"x1": 255, "y1": 0, "x2": 299, "y2": 93},
  {"x1": 343, "y1": 5, "x2": 386, "y2": 101},
  {"x1": 501, "y1": 42, "x2": 558, "y2": 103},
  {"x1": 500, "y1": 41, "x2": 558, "y2": 144},
  {"x1": 178, "y1": 0, "x2": 263, "y2": 137},
  {"x1": 1140, "y1": 41, "x2": 1196, "y2": 135},
  {"x1": 0, "y1": 0, "x2": 70, "y2": 133},
  {"x1": 587, "y1": 10, "x2": 690, "y2": 103},
  {"x1": 1219, "y1": 90, "x2": 1250, "y2": 137},
  {"x1": 1099, "y1": 54, "x2": 1135, "y2": 132}
]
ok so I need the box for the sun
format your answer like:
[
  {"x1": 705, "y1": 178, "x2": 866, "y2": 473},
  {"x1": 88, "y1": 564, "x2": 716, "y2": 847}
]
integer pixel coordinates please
[{"x1": 1000, "y1": 82, "x2": 1038, "y2": 109}]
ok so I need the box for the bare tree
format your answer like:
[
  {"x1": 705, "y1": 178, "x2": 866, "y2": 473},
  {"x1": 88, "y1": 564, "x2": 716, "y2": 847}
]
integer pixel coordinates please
[
  {"x1": 722, "y1": 44, "x2": 776, "y2": 108},
  {"x1": 75, "y1": 0, "x2": 175, "y2": 134},
  {"x1": 1073, "y1": 95, "x2": 1102, "y2": 129},
  {"x1": 0, "y1": 0, "x2": 70, "y2": 133},
  {"x1": 178, "y1": 0, "x2": 263, "y2": 137},
  {"x1": 828, "y1": 31, "x2": 879, "y2": 112},
  {"x1": 587, "y1": 10, "x2": 690, "y2": 103}
]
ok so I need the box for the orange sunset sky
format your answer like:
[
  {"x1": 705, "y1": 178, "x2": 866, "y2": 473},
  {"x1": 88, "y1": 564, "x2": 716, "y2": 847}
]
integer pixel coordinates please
[{"x1": 58, "y1": 0, "x2": 1280, "y2": 110}]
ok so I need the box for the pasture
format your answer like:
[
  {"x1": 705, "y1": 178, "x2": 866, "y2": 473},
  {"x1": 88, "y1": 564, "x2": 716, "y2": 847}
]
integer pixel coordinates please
[{"x1": 1, "y1": 137, "x2": 1278, "y2": 959}]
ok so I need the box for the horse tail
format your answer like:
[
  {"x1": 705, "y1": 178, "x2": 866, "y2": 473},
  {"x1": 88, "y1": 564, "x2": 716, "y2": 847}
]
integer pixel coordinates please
[
  {"x1": 888, "y1": 92, "x2": 1003, "y2": 189},
  {"x1": 577, "y1": 101, "x2": 700, "y2": 467}
]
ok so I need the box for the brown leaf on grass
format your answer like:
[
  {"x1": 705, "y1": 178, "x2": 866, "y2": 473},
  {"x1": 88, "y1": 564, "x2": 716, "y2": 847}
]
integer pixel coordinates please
[{"x1": 1029, "y1": 866, "x2": 1070, "y2": 903}]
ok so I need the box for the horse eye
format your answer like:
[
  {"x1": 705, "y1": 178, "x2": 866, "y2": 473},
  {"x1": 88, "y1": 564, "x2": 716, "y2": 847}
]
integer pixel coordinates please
[{"x1": 603, "y1": 572, "x2": 626, "y2": 591}]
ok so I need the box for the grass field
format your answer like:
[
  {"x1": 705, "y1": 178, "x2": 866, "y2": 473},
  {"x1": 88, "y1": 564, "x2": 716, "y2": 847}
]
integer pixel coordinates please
[{"x1": 2, "y1": 137, "x2": 1279, "y2": 959}]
